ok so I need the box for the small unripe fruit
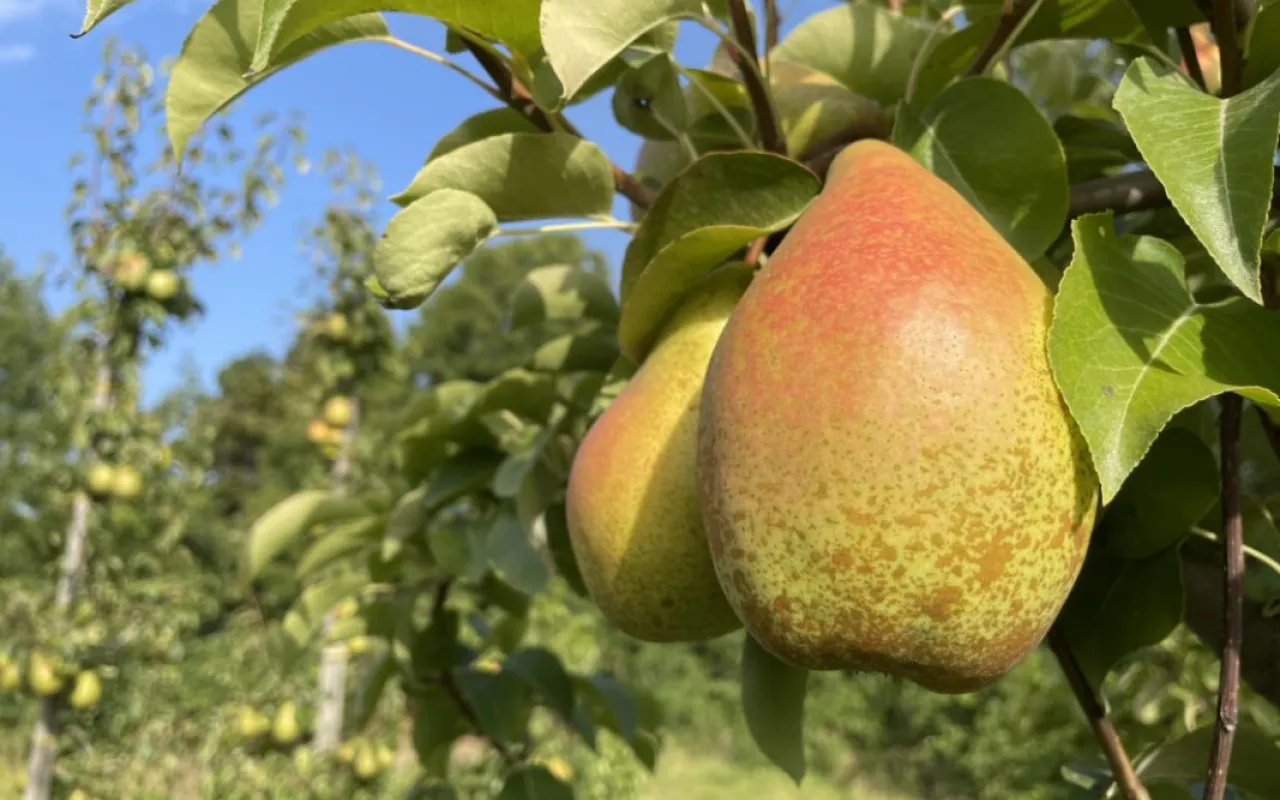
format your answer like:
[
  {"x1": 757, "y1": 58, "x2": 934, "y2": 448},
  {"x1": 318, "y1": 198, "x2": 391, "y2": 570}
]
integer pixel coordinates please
[
  {"x1": 236, "y1": 706, "x2": 269, "y2": 739},
  {"x1": 306, "y1": 419, "x2": 331, "y2": 444},
  {"x1": 0, "y1": 657, "x2": 20, "y2": 691},
  {"x1": 272, "y1": 700, "x2": 301, "y2": 745},
  {"x1": 110, "y1": 465, "x2": 142, "y2": 501},
  {"x1": 69, "y1": 670, "x2": 102, "y2": 709},
  {"x1": 293, "y1": 746, "x2": 313, "y2": 774},
  {"x1": 86, "y1": 463, "x2": 116, "y2": 497},
  {"x1": 346, "y1": 635, "x2": 370, "y2": 656},
  {"x1": 336, "y1": 740, "x2": 356, "y2": 764},
  {"x1": 544, "y1": 757, "x2": 574, "y2": 783},
  {"x1": 353, "y1": 742, "x2": 380, "y2": 780},
  {"x1": 324, "y1": 427, "x2": 345, "y2": 446},
  {"x1": 323, "y1": 396, "x2": 353, "y2": 428},
  {"x1": 28, "y1": 653, "x2": 62, "y2": 697},
  {"x1": 325, "y1": 314, "x2": 350, "y2": 340},
  {"x1": 68, "y1": 790, "x2": 89, "y2": 800},
  {"x1": 334, "y1": 598, "x2": 359, "y2": 620},
  {"x1": 113, "y1": 251, "x2": 151, "y2": 292},
  {"x1": 145, "y1": 270, "x2": 180, "y2": 301},
  {"x1": 376, "y1": 744, "x2": 394, "y2": 769}
]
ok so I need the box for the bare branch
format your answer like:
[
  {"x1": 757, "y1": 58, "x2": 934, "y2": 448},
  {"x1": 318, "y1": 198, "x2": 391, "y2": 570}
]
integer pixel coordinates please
[
  {"x1": 1211, "y1": 0, "x2": 1244, "y2": 97},
  {"x1": 1048, "y1": 629, "x2": 1151, "y2": 800},
  {"x1": 966, "y1": 0, "x2": 1036, "y2": 76},
  {"x1": 725, "y1": 0, "x2": 786, "y2": 154},
  {"x1": 1068, "y1": 167, "x2": 1280, "y2": 217},
  {"x1": 1204, "y1": 395, "x2": 1245, "y2": 800},
  {"x1": 1176, "y1": 28, "x2": 1208, "y2": 90}
]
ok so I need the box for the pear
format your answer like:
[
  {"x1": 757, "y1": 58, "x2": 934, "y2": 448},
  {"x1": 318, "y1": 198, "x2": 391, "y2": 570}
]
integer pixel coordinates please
[
  {"x1": 110, "y1": 465, "x2": 143, "y2": 502},
  {"x1": 28, "y1": 653, "x2": 62, "y2": 697},
  {"x1": 325, "y1": 313, "x2": 350, "y2": 340},
  {"x1": 86, "y1": 463, "x2": 116, "y2": 498},
  {"x1": 697, "y1": 140, "x2": 1099, "y2": 692},
  {"x1": 376, "y1": 743, "x2": 395, "y2": 769},
  {"x1": 565, "y1": 267, "x2": 751, "y2": 642},
  {"x1": 145, "y1": 270, "x2": 181, "y2": 301},
  {"x1": 353, "y1": 742, "x2": 380, "y2": 780},
  {"x1": 236, "y1": 706, "x2": 269, "y2": 739},
  {"x1": 272, "y1": 701, "x2": 301, "y2": 745},
  {"x1": 306, "y1": 419, "x2": 331, "y2": 444},
  {"x1": 113, "y1": 251, "x2": 150, "y2": 292},
  {"x1": 323, "y1": 396, "x2": 354, "y2": 428},
  {"x1": 346, "y1": 635, "x2": 370, "y2": 656},
  {"x1": 68, "y1": 670, "x2": 102, "y2": 709},
  {"x1": 0, "y1": 656, "x2": 20, "y2": 691}
]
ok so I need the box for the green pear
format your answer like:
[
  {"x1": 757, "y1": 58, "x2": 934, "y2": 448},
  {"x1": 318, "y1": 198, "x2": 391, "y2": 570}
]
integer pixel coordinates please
[
  {"x1": 697, "y1": 140, "x2": 1099, "y2": 692},
  {"x1": 68, "y1": 670, "x2": 102, "y2": 709},
  {"x1": 272, "y1": 701, "x2": 300, "y2": 745},
  {"x1": 565, "y1": 266, "x2": 751, "y2": 642}
]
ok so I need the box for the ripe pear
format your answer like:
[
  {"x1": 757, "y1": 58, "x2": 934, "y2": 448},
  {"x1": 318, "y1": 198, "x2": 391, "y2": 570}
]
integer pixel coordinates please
[
  {"x1": 353, "y1": 742, "x2": 380, "y2": 780},
  {"x1": 86, "y1": 463, "x2": 116, "y2": 498},
  {"x1": 565, "y1": 267, "x2": 750, "y2": 642},
  {"x1": 323, "y1": 396, "x2": 354, "y2": 428},
  {"x1": 272, "y1": 701, "x2": 301, "y2": 745},
  {"x1": 336, "y1": 739, "x2": 357, "y2": 764},
  {"x1": 68, "y1": 670, "x2": 102, "y2": 709},
  {"x1": 145, "y1": 269, "x2": 181, "y2": 301},
  {"x1": 306, "y1": 419, "x2": 331, "y2": 444},
  {"x1": 697, "y1": 140, "x2": 1099, "y2": 693},
  {"x1": 236, "y1": 706, "x2": 269, "y2": 739},
  {"x1": 28, "y1": 653, "x2": 62, "y2": 696},
  {"x1": 110, "y1": 465, "x2": 142, "y2": 501}
]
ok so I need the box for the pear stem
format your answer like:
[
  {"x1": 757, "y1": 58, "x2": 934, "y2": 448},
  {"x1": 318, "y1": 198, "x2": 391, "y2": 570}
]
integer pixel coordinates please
[
  {"x1": 1047, "y1": 628, "x2": 1151, "y2": 800},
  {"x1": 725, "y1": 0, "x2": 786, "y2": 154},
  {"x1": 453, "y1": 31, "x2": 657, "y2": 210}
]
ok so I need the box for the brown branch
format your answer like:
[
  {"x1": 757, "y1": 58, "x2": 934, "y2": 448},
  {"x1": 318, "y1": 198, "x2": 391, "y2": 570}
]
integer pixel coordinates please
[
  {"x1": 725, "y1": 0, "x2": 785, "y2": 154},
  {"x1": 1210, "y1": 0, "x2": 1244, "y2": 97},
  {"x1": 1205, "y1": 394, "x2": 1245, "y2": 800},
  {"x1": 1176, "y1": 27, "x2": 1208, "y2": 90},
  {"x1": 967, "y1": 0, "x2": 1035, "y2": 76},
  {"x1": 1048, "y1": 628, "x2": 1151, "y2": 800},
  {"x1": 457, "y1": 35, "x2": 656, "y2": 210},
  {"x1": 1068, "y1": 167, "x2": 1280, "y2": 217}
]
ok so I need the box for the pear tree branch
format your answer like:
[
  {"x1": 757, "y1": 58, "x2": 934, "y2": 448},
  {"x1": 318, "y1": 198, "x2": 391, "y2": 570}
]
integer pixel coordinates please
[
  {"x1": 966, "y1": 0, "x2": 1038, "y2": 76},
  {"x1": 457, "y1": 35, "x2": 657, "y2": 210},
  {"x1": 1048, "y1": 629, "x2": 1151, "y2": 800},
  {"x1": 1175, "y1": 28, "x2": 1208, "y2": 90},
  {"x1": 725, "y1": 0, "x2": 786, "y2": 154}
]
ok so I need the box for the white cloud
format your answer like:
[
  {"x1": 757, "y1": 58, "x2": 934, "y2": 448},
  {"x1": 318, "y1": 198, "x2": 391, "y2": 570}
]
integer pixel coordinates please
[
  {"x1": 0, "y1": 0, "x2": 49, "y2": 25},
  {"x1": 0, "y1": 42, "x2": 35, "y2": 62}
]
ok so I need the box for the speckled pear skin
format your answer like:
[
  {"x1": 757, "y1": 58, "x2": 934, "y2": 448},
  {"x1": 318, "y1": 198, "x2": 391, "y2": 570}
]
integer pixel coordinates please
[
  {"x1": 697, "y1": 141, "x2": 1100, "y2": 692},
  {"x1": 565, "y1": 268, "x2": 750, "y2": 643}
]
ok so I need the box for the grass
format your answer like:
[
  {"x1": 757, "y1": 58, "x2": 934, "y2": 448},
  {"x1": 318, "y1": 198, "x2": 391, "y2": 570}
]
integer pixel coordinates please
[{"x1": 641, "y1": 745, "x2": 912, "y2": 800}]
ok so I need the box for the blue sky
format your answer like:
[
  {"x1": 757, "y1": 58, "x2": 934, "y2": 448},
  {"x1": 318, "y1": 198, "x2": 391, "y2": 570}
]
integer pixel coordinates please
[{"x1": 0, "y1": 0, "x2": 838, "y2": 405}]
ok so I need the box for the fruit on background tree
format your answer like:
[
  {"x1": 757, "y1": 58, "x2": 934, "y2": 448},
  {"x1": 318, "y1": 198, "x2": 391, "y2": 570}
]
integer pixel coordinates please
[{"x1": 69, "y1": 0, "x2": 1280, "y2": 799}]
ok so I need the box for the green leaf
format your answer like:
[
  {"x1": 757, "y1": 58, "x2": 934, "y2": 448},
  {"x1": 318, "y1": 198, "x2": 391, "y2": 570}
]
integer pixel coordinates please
[
  {"x1": 741, "y1": 634, "x2": 808, "y2": 784},
  {"x1": 509, "y1": 265, "x2": 619, "y2": 331},
  {"x1": 1054, "y1": 114, "x2": 1141, "y2": 184},
  {"x1": 503, "y1": 647, "x2": 576, "y2": 721},
  {"x1": 412, "y1": 684, "x2": 465, "y2": 762},
  {"x1": 373, "y1": 189, "x2": 498, "y2": 309},
  {"x1": 251, "y1": 0, "x2": 541, "y2": 74},
  {"x1": 1098, "y1": 428, "x2": 1218, "y2": 560},
  {"x1": 1048, "y1": 214, "x2": 1280, "y2": 503},
  {"x1": 425, "y1": 450, "x2": 505, "y2": 509},
  {"x1": 428, "y1": 108, "x2": 541, "y2": 163},
  {"x1": 297, "y1": 572, "x2": 371, "y2": 632},
  {"x1": 769, "y1": 61, "x2": 889, "y2": 160},
  {"x1": 498, "y1": 766, "x2": 574, "y2": 800},
  {"x1": 1057, "y1": 545, "x2": 1184, "y2": 689},
  {"x1": 428, "y1": 522, "x2": 475, "y2": 577},
  {"x1": 771, "y1": 2, "x2": 933, "y2": 105},
  {"x1": 892, "y1": 77, "x2": 1067, "y2": 261},
  {"x1": 619, "y1": 152, "x2": 819, "y2": 361},
  {"x1": 455, "y1": 667, "x2": 533, "y2": 742},
  {"x1": 470, "y1": 369, "x2": 560, "y2": 422},
  {"x1": 575, "y1": 674, "x2": 638, "y2": 743},
  {"x1": 1114, "y1": 58, "x2": 1280, "y2": 303},
  {"x1": 540, "y1": 0, "x2": 700, "y2": 106},
  {"x1": 297, "y1": 516, "x2": 383, "y2": 578},
  {"x1": 165, "y1": 0, "x2": 386, "y2": 158},
  {"x1": 612, "y1": 54, "x2": 688, "y2": 140},
  {"x1": 1137, "y1": 724, "x2": 1280, "y2": 797},
  {"x1": 412, "y1": 608, "x2": 462, "y2": 675},
  {"x1": 543, "y1": 502, "x2": 588, "y2": 596},
  {"x1": 78, "y1": 0, "x2": 136, "y2": 34},
  {"x1": 246, "y1": 490, "x2": 371, "y2": 579},
  {"x1": 392, "y1": 133, "x2": 615, "y2": 221},
  {"x1": 487, "y1": 505, "x2": 548, "y2": 595},
  {"x1": 532, "y1": 329, "x2": 621, "y2": 373},
  {"x1": 1245, "y1": 2, "x2": 1280, "y2": 89},
  {"x1": 350, "y1": 652, "x2": 397, "y2": 731},
  {"x1": 382, "y1": 486, "x2": 430, "y2": 559}
]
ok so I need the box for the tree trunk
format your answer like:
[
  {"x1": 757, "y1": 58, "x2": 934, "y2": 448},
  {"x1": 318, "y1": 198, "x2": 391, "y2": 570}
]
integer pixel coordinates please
[
  {"x1": 25, "y1": 359, "x2": 113, "y2": 800},
  {"x1": 312, "y1": 397, "x2": 361, "y2": 754}
]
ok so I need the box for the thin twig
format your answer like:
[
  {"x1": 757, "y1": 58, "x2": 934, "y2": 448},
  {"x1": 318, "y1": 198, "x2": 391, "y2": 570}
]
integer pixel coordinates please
[
  {"x1": 1175, "y1": 28, "x2": 1208, "y2": 90},
  {"x1": 764, "y1": 0, "x2": 781, "y2": 52},
  {"x1": 725, "y1": 0, "x2": 785, "y2": 154},
  {"x1": 966, "y1": 0, "x2": 1037, "y2": 76},
  {"x1": 1192, "y1": 526, "x2": 1280, "y2": 579},
  {"x1": 1048, "y1": 628, "x2": 1151, "y2": 800},
  {"x1": 1068, "y1": 166, "x2": 1280, "y2": 217},
  {"x1": 1204, "y1": 395, "x2": 1245, "y2": 800},
  {"x1": 455, "y1": 34, "x2": 657, "y2": 210},
  {"x1": 1211, "y1": 0, "x2": 1244, "y2": 97},
  {"x1": 378, "y1": 37, "x2": 506, "y2": 103}
]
